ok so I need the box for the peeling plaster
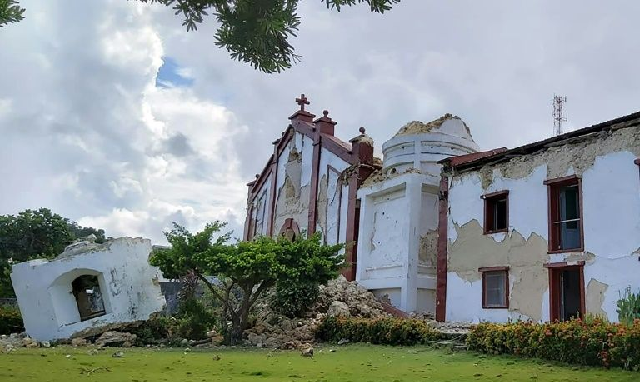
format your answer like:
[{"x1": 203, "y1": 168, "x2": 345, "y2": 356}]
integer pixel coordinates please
[
  {"x1": 316, "y1": 174, "x2": 328, "y2": 239},
  {"x1": 449, "y1": 220, "x2": 549, "y2": 320},
  {"x1": 477, "y1": 124, "x2": 640, "y2": 189},
  {"x1": 586, "y1": 279, "x2": 608, "y2": 317},
  {"x1": 419, "y1": 230, "x2": 438, "y2": 269}
]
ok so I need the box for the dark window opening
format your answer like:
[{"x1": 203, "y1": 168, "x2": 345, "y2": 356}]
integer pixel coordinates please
[
  {"x1": 72, "y1": 275, "x2": 106, "y2": 321},
  {"x1": 548, "y1": 264, "x2": 585, "y2": 322},
  {"x1": 483, "y1": 191, "x2": 509, "y2": 234},
  {"x1": 480, "y1": 267, "x2": 509, "y2": 309},
  {"x1": 547, "y1": 177, "x2": 583, "y2": 252}
]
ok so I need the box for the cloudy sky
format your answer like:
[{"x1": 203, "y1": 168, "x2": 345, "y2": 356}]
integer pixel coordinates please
[{"x1": 1, "y1": 0, "x2": 638, "y2": 243}]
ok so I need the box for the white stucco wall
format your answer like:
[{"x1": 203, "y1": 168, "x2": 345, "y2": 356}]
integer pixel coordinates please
[
  {"x1": 11, "y1": 237, "x2": 165, "y2": 341},
  {"x1": 446, "y1": 146, "x2": 640, "y2": 323}
]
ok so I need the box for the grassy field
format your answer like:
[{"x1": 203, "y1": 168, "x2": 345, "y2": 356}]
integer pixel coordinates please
[{"x1": 0, "y1": 344, "x2": 637, "y2": 381}]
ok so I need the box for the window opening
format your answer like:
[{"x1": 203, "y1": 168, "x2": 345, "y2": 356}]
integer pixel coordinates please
[{"x1": 72, "y1": 275, "x2": 106, "y2": 321}]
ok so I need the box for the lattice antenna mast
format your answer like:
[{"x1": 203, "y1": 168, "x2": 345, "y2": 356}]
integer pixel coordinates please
[{"x1": 552, "y1": 95, "x2": 567, "y2": 136}]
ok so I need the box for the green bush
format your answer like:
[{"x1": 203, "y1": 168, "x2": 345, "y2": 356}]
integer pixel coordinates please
[
  {"x1": 467, "y1": 318, "x2": 640, "y2": 370},
  {"x1": 0, "y1": 306, "x2": 24, "y2": 334},
  {"x1": 130, "y1": 315, "x2": 174, "y2": 345},
  {"x1": 174, "y1": 298, "x2": 217, "y2": 341},
  {"x1": 271, "y1": 282, "x2": 319, "y2": 318},
  {"x1": 617, "y1": 287, "x2": 640, "y2": 327},
  {"x1": 316, "y1": 317, "x2": 442, "y2": 346}
]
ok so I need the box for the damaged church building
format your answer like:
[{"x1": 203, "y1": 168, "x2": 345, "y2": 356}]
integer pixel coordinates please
[
  {"x1": 244, "y1": 94, "x2": 640, "y2": 323},
  {"x1": 10, "y1": 237, "x2": 166, "y2": 341}
]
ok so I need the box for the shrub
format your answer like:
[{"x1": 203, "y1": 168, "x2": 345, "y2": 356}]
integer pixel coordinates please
[
  {"x1": 617, "y1": 287, "x2": 640, "y2": 327},
  {"x1": 271, "y1": 281, "x2": 319, "y2": 318},
  {"x1": 467, "y1": 318, "x2": 640, "y2": 370},
  {"x1": 0, "y1": 306, "x2": 24, "y2": 335},
  {"x1": 174, "y1": 298, "x2": 216, "y2": 340},
  {"x1": 131, "y1": 315, "x2": 174, "y2": 345},
  {"x1": 316, "y1": 317, "x2": 442, "y2": 346}
]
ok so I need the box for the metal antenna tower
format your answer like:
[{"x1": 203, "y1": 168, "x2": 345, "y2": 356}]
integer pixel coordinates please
[{"x1": 552, "y1": 95, "x2": 567, "y2": 136}]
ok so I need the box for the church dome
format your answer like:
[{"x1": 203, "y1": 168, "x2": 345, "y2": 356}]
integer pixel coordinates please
[{"x1": 381, "y1": 114, "x2": 480, "y2": 177}]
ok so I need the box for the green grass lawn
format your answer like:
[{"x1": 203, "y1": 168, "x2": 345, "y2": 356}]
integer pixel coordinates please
[{"x1": 0, "y1": 344, "x2": 637, "y2": 382}]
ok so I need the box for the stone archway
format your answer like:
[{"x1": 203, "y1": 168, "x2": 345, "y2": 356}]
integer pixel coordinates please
[{"x1": 279, "y1": 218, "x2": 301, "y2": 241}]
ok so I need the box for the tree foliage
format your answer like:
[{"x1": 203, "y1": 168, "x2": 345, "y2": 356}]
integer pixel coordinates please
[
  {"x1": 138, "y1": 0, "x2": 400, "y2": 73},
  {"x1": 0, "y1": 0, "x2": 24, "y2": 27},
  {"x1": 0, "y1": 208, "x2": 107, "y2": 297},
  {"x1": 150, "y1": 221, "x2": 344, "y2": 344}
]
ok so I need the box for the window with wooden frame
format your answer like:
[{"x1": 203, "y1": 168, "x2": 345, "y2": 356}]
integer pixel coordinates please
[
  {"x1": 482, "y1": 191, "x2": 509, "y2": 234},
  {"x1": 545, "y1": 176, "x2": 583, "y2": 252},
  {"x1": 480, "y1": 267, "x2": 509, "y2": 309}
]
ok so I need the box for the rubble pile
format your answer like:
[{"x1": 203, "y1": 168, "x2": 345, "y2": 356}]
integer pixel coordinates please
[
  {"x1": 244, "y1": 276, "x2": 393, "y2": 349},
  {"x1": 0, "y1": 333, "x2": 50, "y2": 352}
]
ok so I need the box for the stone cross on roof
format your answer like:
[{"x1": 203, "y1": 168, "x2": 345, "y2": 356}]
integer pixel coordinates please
[{"x1": 295, "y1": 94, "x2": 310, "y2": 112}]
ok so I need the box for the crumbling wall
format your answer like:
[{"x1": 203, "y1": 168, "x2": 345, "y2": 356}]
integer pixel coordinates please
[
  {"x1": 11, "y1": 238, "x2": 165, "y2": 341},
  {"x1": 446, "y1": 123, "x2": 640, "y2": 323},
  {"x1": 274, "y1": 137, "x2": 309, "y2": 234}
]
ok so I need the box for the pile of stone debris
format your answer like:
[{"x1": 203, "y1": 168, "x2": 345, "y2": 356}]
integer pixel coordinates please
[
  {"x1": 244, "y1": 276, "x2": 396, "y2": 349},
  {"x1": 0, "y1": 333, "x2": 50, "y2": 352},
  {"x1": 0, "y1": 330, "x2": 139, "y2": 353}
]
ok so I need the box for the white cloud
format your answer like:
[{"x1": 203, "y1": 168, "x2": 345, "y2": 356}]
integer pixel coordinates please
[{"x1": 1, "y1": 0, "x2": 640, "y2": 245}]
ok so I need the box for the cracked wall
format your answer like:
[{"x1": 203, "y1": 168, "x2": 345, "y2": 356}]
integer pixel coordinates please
[
  {"x1": 446, "y1": 121, "x2": 640, "y2": 323},
  {"x1": 11, "y1": 237, "x2": 165, "y2": 341}
]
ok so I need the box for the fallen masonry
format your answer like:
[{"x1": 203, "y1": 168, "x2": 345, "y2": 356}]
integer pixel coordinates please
[
  {"x1": 244, "y1": 276, "x2": 472, "y2": 349},
  {"x1": 10, "y1": 237, "x2": 166, "y2": 342}
]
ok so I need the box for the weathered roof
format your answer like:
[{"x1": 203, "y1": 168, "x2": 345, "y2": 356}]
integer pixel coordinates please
[{"x1": 441, "y1": 110, "x2": 640, "y2": 172}]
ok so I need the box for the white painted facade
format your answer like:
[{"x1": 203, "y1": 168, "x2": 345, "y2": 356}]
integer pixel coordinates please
[
  {"x1": 246, "y1": 129, "x2": 351, "y2": 246},
  {"x1": 356, "y1": 116, "x2": 480, "y2": 312},
  {"x1": 11, "y1": 237, "x2": 166, "y2": 341},
  {"x1": 445, "y1": 120, "x2": 640, "y2": 323}
]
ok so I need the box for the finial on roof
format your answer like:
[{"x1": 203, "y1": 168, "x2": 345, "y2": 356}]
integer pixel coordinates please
[
  {"x1": 323, "y1": 110, "x2": 329, "y2": 117},
  {"x1": 295, "y1": 94, "x2": 310, "y2": 112},
  {"x1": 359, "y1": 126, "x2": 366, "y2": 135}
]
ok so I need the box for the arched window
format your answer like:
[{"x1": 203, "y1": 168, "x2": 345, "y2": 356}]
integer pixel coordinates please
[{"x1": 279, "y1": 218, "x2": 300, "y2": 241}]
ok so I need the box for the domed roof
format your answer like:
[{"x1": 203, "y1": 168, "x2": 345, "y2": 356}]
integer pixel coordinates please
[
  {"x1": 394, "y1": 113, "x2": 476, "y2": 145},
  {"x1": 378, "y1": 113, "x2": 480, "y2": 176}
]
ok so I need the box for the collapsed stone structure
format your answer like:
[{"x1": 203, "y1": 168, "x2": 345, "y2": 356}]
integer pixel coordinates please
[{"x1": 10, "y1": 237, "x2": 166, "y2": 342}]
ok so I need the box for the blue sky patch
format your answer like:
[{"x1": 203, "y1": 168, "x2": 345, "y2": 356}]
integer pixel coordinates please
[{"x1": 156, "y1": 57, "x2": 194, "y2": 88}]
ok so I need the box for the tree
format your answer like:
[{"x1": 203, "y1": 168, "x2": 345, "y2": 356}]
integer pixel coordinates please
[
  {"x1": 5, "y1": 1, "x2": 400, "y2": 72},
  {"x1": 0, "y1": 208, "x2": 108, "y2": 297},
  {"x1": 0, "y1": 0, "x2": 24, "y2": 27},
  {"x1": 68, "y1": 222, "x2": 107, "y2": 244},
  {"x1": 150, "y1": 221, "x2": 344, "y2": 344}
]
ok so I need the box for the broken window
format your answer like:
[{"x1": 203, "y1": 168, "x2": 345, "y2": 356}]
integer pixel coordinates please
[
  {"x1": 480, "y1": 267, "x2": 509, "y2": 309},
  {"x1": 546, "y1": 176, "x2": 583, "y2": 252},
  {"x1": 72, "y1": 275, "x2": 106, "y2": 321},
  {"x1": 482, "y1": 191, "x2": 508, "y2": 234}
]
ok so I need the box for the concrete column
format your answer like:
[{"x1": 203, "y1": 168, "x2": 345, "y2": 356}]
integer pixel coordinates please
[
  {"x1": 355, "y1": 195, "x2": 372, "y2": 282},
  {"x1": 401, "y1": 175, "x2": 423, "y2": 312}
]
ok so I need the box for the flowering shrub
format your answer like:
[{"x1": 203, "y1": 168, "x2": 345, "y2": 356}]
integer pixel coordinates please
[
  {"x1": 315, "y1": 317, "x2": 442, "y2": 346},
  {"x1": 467, "y1": 318, "x2": 640, "y2": 370}
]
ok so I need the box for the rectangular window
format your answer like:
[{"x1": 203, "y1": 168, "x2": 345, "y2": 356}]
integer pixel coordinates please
[
  {"x1": 483, "y1": 191, "x2": 509, "y2": 234},
  {"x1": 545, "y1": 176, "x2": 583, "y2": 252},
  {"x1": 480, "y1": 267, "x2": 509, "y2": 308}
]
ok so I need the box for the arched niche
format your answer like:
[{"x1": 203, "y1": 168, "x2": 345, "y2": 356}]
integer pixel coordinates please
[{"x1": 48, "y1": 268, "x2": 111, "y2": 327}]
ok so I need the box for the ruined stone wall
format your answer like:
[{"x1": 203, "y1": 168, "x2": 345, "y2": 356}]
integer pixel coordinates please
[
  {"x1": 11, "y1": 238, "x2": 165, "y2": 341},
  {"x1": 446, "y1": 123, "x2": 640, "y2": 323}
]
